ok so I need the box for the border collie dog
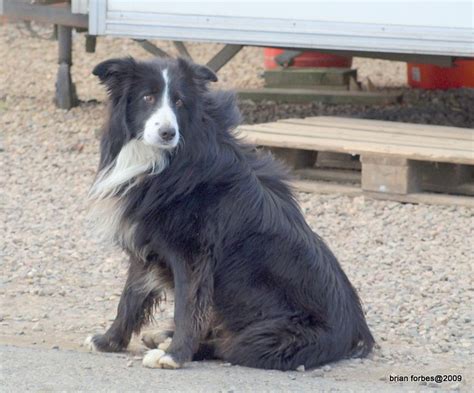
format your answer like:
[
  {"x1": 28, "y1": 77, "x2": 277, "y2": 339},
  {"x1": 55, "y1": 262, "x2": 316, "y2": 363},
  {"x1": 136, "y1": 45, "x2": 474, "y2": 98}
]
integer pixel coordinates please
[{"x1": 86, "y1": 56, "x2": 374, "y2": 370}]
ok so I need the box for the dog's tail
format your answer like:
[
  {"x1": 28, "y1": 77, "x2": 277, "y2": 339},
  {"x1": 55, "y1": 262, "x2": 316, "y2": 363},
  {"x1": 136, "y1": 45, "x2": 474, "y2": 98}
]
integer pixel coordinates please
[
  {"x1": 349, "y1": 325, "x2": 375, "y2": 359},
  {"x1": 286, "y1": 326, "x2": 374, "y2": 371}
]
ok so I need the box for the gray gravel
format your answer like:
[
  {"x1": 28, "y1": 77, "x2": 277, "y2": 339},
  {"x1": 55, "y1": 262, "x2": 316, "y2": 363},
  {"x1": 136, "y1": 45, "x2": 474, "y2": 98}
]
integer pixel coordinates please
[
  {"x1": 239, "y1": 89, "x2": 474, "y2": 128},
  {"x1": 1, "y1": 23, "x2": 473, "y2": 392}
]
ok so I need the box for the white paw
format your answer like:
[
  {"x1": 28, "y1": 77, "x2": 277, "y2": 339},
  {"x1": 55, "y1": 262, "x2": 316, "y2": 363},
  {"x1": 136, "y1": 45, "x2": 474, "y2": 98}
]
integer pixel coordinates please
[
  {"x1": 158, "y1": 337, "x2": 172, "y2": 351},
  {"x1": 142, "y1": 349, "x2": 181, "y2": 369},
  {"x1": 142, "y1": 349, "x2": 166, "y2": 368},
  {"x1": 158, "y1": 354, "x2": 181, "y2": 369},
  {"x1": 83, "y1": 335, "x2": 97, "y2": 352}
]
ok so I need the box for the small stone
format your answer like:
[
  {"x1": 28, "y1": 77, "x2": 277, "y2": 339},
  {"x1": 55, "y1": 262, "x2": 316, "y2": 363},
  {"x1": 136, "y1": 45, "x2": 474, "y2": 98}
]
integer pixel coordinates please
[
  {"x1": 51, "y1": 345, "x2": 59, "y2": 350},
  {"x1": 322, "y1": 365, "x2": 331, "y2": 372},
  {"x1": 312, "y1": 370, "x2": 324, "y2": 378},
  {"x1": 133, "y1": 356, "x2": 142, "y2": 361},
  {"x1": 127, "y1": 360, "x2": 133, "y2": 367},
  {"x1": 296, "y1": 365, "x2": 305, "y2": 372},
  {"x1": 32, "y1": 323, "x2": 43, "y2": 332},
  {"x1": 221, "y1": 362, "x2": 232, "y2": 367},
  {"x1": 288, "y1": 375, "x2": 296, "y2": 380}
]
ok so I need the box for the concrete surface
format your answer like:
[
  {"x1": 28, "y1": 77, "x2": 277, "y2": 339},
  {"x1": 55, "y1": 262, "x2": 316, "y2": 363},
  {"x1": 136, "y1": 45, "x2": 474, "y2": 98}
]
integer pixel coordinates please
[{"x1": 1, "y1": 345, "x2": 415, "y2": 392}]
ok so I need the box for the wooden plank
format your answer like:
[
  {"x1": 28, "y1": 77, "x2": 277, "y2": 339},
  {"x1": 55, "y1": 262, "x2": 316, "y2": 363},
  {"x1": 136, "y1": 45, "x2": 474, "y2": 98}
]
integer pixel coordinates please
[
  {"x1": 296, "y1": 164, "x2": 474, "y2": 195},
  {"x1": 238, "y1": 130, "x2": 474, "y2": 165},
  {"x1": 363, "y1": 191, "x2": 474, "y2": 208},
  {"x1": 294, "y1": 168, "x2": 361, "y2": 183},
  {"x1": 293, "y1": 180, "x2": 474, "y2": 207},
  {"x1": 280, "y1": 117, "x2": 473, "y2": 141},
  {"x1": 292, "y1": 180, "x2": 362, "y2": 196},
  {"x1": 240, "y1": 122, "x2": 469, "y2": 151},
  {"x1": 271, "y1": 119, "x2": 473, "y2": 146},
  {"x1": 259, "y1": 84, "x2": 349, "y2": 91},
  {"x1": 361, "y1": 155, "x2": 421, "y2": 194},
  {"x1": 237, "y1": 88, "x2": 401, "y2": 105},
  {"x1": 264, "y1": 68, "x2": 355, "y2": 88},
  {"x1": 239, "y1": 120, "x2": 473, "y2": 151}
]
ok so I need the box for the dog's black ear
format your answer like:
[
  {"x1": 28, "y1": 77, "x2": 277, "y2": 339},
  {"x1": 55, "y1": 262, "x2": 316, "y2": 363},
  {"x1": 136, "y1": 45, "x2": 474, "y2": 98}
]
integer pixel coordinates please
[
  {"x1": 92, "y1": 57, "x2": 137, "y2": 89},
  {"x1": 178, "y1": 58, "x2": 218, "y2": 83},
  {"x1": 193, "y1": 63, "x2": 218, "y2": 82}
]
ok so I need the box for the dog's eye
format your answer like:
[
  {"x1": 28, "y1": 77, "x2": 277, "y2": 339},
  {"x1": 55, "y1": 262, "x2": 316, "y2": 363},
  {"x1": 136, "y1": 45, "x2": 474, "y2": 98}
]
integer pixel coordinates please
[
  {"x1": 175, "y1": 99, "x2": 183, "y2": 108},
  {"x1": 143, "y1": 95, "x2": 155, "y2": 104}
]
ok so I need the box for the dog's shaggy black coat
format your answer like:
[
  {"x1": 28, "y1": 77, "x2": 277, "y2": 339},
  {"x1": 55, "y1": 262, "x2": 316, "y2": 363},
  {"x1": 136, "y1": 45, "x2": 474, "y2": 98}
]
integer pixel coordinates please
[{"x1": 88, "y1": 56, "x2": 374, "y2": 370}]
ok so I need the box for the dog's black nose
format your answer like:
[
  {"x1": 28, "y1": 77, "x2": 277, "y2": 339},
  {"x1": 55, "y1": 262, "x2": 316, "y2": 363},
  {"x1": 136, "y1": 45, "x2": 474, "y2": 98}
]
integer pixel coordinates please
[{"x1": 159, "y1": 127, "x2": 176, "y2": 142}]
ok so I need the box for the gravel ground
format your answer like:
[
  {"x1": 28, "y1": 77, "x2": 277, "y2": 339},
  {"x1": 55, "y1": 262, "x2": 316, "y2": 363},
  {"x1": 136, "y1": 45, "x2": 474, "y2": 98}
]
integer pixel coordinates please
[
  {"x1": 239, "y1": 87, "x2": 474, "y2": 127},
  {"x1": 1, "y1": 23, "x2": 473, "y2": 391}
]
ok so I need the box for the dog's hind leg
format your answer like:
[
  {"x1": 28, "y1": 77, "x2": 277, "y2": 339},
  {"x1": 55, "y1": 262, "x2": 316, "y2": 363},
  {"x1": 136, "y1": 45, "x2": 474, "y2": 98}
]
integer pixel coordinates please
[
  {"x1": 141, "y1": 329, "x2": 174, "y2": 349},
  {"x1": 85, "y1": 258, "x2": 166, "y2": 352},
  {"x1": 143, "y1": 331, "x2": 217, "y2": 359},
  {"x1": 217, "y1": 315, "x2": 337, "y2": 371}
]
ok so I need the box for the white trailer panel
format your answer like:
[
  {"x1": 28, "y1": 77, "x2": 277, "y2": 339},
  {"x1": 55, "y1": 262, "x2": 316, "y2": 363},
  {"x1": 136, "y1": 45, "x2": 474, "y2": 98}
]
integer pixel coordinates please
[{"x1": 88, "y1": 1, "x2": 474, "y2": 57}]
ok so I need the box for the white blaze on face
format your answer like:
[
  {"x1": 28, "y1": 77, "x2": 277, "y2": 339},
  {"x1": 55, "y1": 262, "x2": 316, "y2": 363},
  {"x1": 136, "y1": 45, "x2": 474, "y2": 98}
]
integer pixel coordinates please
[{"x1": 143, "y1": 69, "x2": 180, "y2": 148}]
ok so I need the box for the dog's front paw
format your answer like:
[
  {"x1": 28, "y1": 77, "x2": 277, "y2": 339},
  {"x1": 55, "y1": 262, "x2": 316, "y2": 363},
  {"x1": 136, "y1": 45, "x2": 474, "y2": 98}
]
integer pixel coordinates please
[
  {"x1": 142, "y1": 349, "x2": 182, "y2": 369},
  {"x1": 84, "y1": 334, "x2": 124, "y2": 353},
  {"x1": 84, "y1": 335, "x2": 97, "y2": 351}
]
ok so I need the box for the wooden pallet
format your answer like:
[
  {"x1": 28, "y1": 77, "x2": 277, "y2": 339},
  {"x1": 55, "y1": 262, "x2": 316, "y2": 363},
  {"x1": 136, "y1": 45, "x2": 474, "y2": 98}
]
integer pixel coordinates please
[{"x1": 237, "y1": 116, "x2": 474, "y2": 206}]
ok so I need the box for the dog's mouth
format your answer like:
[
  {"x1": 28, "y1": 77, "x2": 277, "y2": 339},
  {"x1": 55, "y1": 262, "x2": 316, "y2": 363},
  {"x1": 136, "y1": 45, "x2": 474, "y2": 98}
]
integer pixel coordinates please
[
  {"x1": 144, "y1": 138, "x2": 179, "y2": 150},
  {"x1": 140, "y1": 130, "x2": 180, "y2": 150}
]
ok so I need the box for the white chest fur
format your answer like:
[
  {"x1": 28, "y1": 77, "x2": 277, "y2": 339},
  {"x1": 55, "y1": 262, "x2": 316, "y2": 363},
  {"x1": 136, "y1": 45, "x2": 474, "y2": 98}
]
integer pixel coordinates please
[{"x1": 88, "y1": 139, "x2": 168, "y2": 256}]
